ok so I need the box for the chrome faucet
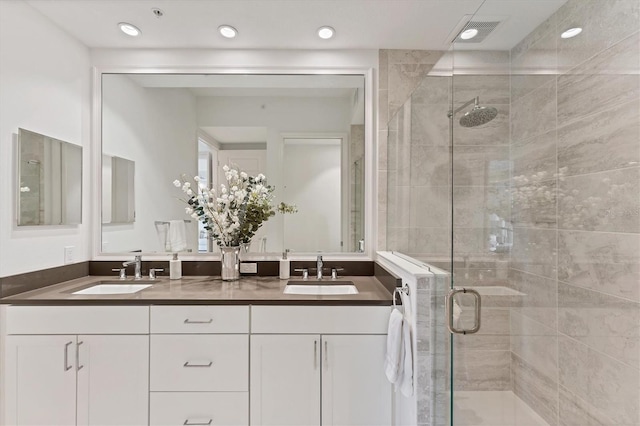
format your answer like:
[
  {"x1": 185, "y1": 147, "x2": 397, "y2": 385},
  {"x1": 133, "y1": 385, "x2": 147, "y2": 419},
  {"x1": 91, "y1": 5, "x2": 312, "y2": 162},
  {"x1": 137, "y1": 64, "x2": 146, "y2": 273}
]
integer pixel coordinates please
[
  {"x1": 316, "y1": 255, "x2": 323, "y2": 280},
  {"x1": 123, "y1": 255, "x2": 142, "y2": 280}
]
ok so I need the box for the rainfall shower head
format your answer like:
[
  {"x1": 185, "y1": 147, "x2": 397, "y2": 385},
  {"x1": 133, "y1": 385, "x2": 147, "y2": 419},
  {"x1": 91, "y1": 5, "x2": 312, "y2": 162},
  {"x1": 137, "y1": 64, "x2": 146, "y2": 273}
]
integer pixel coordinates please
[
  {"x1": 448, "y1": 97, "x2": 498, "y2": 128},
  {"x1": 460, "y1": 103, "x2": 498, "y2": 127}
]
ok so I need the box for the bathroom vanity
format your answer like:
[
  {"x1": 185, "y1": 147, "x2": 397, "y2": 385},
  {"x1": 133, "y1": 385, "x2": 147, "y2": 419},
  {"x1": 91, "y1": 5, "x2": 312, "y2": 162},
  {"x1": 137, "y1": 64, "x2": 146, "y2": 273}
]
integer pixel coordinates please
[{"x1": 0, "y1": 276, "x2": 394, "y2": 426}]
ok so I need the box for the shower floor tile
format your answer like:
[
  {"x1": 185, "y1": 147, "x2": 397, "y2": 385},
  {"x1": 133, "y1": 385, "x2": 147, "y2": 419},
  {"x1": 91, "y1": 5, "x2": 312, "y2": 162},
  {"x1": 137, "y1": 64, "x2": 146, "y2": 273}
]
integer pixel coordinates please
[{"x1": 453, "y1": 391, "x2": 550, "y2": 426}]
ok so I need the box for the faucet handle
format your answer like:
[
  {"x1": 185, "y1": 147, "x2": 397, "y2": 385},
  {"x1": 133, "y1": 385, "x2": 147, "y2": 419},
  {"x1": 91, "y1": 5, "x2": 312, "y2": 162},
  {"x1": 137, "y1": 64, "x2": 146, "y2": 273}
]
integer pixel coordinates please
[
  {"x1": 331, "y1": 268, "x2": 344, "y2": 280},
  {"x1": 112, "y1": 268, "x2": 126, "y2": 280},
  {"x1": 294, "y1": 268, "x2": 309, "y2": 279},
  {"x1": 149, "y1": 268, "x2": 164, "y2": 280}
]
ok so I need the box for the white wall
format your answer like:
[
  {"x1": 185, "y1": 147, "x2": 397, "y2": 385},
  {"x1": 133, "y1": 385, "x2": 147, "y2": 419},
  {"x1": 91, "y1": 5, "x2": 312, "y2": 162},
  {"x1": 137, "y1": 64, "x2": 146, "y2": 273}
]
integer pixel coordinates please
[
  {"x1": 91, "y1": 49, "x2": 378, "y2": 71},
  {"x1": 101, "y1": 75, "x2": 198, "y2": 253},
  {"x1": 0, "y1": 1, "x2": 91, "y2": 277}
]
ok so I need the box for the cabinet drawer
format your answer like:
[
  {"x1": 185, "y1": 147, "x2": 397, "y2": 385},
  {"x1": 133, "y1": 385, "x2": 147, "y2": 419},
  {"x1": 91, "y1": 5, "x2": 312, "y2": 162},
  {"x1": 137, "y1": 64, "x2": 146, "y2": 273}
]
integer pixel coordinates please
[
  {"x1": 5, "y1": 306, "x2": 149, "y2": 334},
  {"x1": 150, "y1": 334, "x2": 248, "y2": 391},
  {"x1": 150, "y1": 305, "x2": 249, "y2": 333},
  {"x1": 150, "y1": 392, "x2": 248, "y2": 426},
  {"x1": 251, "y1": 306, "x2": 391, "y2": 334}
]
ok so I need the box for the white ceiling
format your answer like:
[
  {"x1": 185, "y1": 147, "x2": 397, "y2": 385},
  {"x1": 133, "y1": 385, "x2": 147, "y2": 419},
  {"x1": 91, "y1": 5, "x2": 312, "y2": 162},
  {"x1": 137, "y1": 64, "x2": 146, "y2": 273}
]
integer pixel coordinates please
[{"x1": 26, "y1": 0, "x2": 566, "y2": 51}]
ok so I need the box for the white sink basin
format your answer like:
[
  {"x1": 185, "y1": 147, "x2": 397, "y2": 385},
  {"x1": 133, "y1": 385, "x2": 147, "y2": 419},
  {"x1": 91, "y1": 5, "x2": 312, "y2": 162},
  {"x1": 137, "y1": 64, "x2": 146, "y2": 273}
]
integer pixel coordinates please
[
  {"x1": 284, "y1": 284, "x2": 359, "y2": 295},
  {"x1": 73, "y1": 284, "x2": 152, "y2": 295}
]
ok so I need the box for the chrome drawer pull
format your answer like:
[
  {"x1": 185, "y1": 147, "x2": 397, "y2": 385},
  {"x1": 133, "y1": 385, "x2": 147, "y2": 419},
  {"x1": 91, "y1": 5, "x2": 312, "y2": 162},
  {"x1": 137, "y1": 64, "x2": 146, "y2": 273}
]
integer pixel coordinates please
[
  {"x1": 184, "y1": 318, "x2": 213, "y2": 324},
  {"x1": 184, "y1": 419, "x2": 212, "y2": 425},
  {"x1": 183, "y1": 361, "x2": 213, "y2": 368}
]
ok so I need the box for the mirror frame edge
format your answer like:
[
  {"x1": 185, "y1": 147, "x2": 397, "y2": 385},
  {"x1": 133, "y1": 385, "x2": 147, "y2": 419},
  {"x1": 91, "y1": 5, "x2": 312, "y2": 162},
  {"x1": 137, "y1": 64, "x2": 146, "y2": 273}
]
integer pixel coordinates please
[{"x1": 91, "y1": 66, "x2": 376, "y2": 261}]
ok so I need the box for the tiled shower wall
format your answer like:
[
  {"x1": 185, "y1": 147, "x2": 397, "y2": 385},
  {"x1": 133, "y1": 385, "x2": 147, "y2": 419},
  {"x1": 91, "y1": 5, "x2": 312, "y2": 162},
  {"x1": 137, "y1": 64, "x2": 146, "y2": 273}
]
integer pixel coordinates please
[
  {"x1": 451, "y1": 57, "x2": 513, "y2": 392},
  {"x1": 509, "y1": 1, "x2": 640, "y2": 425},
  {"x1": 378, "y1": 49, "x2": 444, "y2": 250}
]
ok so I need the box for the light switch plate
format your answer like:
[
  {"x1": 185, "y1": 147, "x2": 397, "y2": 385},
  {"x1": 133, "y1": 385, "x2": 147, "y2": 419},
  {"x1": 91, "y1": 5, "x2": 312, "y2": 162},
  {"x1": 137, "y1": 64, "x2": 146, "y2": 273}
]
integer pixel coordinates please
[
  {"x1": 240, "y1": 262, "x2": 258, "y2": 274},
  {"x1": 64, "y1": 246, "x2": 75, "y2": 264}
]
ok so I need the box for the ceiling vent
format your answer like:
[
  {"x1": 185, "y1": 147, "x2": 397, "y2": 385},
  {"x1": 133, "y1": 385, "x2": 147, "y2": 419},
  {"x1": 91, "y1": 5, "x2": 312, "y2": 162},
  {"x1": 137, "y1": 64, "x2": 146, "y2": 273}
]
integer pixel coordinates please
[{"x1": 454, "y1": 20, "x2": 501, "y2": 43}]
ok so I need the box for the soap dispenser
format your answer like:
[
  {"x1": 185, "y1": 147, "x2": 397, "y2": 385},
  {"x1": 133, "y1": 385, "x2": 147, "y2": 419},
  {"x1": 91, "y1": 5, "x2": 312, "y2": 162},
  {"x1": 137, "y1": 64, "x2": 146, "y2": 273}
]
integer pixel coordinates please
[
  {"x1": 170, "y1": 252, "x2": 182, "y2": 280},
  {"x1": 279, "y1": 249, "x2": 290, "y2": 280}
]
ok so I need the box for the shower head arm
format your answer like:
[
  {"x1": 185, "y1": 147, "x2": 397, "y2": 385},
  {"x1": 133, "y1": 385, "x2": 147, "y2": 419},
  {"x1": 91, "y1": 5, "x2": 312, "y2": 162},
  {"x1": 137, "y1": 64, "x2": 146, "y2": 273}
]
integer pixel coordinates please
[{"x1": 450, "y1": 96, "x2": 480, "y2": 116}]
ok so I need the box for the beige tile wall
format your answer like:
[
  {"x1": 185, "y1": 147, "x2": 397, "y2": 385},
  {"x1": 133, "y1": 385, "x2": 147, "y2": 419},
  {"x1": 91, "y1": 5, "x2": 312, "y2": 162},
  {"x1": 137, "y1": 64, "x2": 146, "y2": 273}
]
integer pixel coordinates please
[
  {"x1": 509, "y1": 1, "x2": 640, "y2": 425},
  {"x1": 378, "y1": 49, "x2": 443, "y2": 250}
]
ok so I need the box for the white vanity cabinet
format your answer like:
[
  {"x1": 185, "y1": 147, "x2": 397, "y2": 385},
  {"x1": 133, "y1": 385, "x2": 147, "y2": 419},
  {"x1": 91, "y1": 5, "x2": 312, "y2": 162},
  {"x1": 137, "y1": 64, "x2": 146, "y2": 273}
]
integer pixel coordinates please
[
  {"x1": 149, "y1": 305, "x2": 250, "y2": 426},
  {"x1": 2, "y1": 306, "x2": 150, "y2": 426},
  {"x1": 250, "y1": 306, "x2": 392, "y2": 426}
]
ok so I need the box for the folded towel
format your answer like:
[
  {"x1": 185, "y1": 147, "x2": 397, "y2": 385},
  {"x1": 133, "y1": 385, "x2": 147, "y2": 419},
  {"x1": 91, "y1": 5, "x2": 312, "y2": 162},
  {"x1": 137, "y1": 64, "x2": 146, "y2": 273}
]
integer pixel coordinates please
[
  {"x1": 384, "y1": 307, "x2": 404, "y2": 384},
  {"x1": 168, "y1": 220, "x2": 187, "y2": 252},
  {"x1": 398, "y1": 292, "x2": 413, "y2": 397}
]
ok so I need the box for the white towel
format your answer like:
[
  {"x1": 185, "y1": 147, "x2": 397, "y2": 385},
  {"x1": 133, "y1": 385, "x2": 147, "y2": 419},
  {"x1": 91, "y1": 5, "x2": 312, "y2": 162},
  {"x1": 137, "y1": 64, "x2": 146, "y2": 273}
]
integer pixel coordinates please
[
  {"x1": 397, "y1": 292, "x2": 413, "y2": 397},
  {"x1": 384, "y1": 307, "x2": 404, "y2": 384},
  {"x1": 168, "y1": 220, "x2": 187, "y2": 252},
  {"x1": 155, "y1": 222, "x2": 170, "y2": 251}
]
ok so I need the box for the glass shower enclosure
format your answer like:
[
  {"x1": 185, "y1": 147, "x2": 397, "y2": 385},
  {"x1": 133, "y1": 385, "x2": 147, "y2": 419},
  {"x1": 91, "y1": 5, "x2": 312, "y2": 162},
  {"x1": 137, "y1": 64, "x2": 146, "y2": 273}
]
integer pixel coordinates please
[{"x1": 386, "y1": 1, "x2": 640, "y2": 425}]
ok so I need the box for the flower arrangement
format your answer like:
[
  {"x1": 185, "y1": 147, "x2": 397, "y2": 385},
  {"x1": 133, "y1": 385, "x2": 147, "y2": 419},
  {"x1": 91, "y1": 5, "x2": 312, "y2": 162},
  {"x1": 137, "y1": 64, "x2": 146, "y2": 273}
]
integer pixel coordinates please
[{"x1": 174, "y1": 165, "x2": 296, "y2": 247}]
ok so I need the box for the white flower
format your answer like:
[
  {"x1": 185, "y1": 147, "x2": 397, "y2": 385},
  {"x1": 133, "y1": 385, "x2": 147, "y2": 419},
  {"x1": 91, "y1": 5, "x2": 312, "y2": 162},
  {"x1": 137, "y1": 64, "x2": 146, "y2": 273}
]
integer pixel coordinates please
[
  {"x1": 191, "y1": 213, "x2": 198, "y2": 218},
  {"x1": 186, "y1": 189, "x2": 193, "y2": 196},
  {"x1": 173, "y1": 179, "x2": 181, "y2": 187},
  {"x1": 194, "y1": 176, "x2": 200, "y2": 182},
  {"x1": 240, "y1": 172, "x2": 248, "y2": 179},
  {"x1": 185, "y1": 207, "x2": 193, "y2": 214},
  {"x1": 223, "y1": 165, "x2": 230, "y2": 172}
]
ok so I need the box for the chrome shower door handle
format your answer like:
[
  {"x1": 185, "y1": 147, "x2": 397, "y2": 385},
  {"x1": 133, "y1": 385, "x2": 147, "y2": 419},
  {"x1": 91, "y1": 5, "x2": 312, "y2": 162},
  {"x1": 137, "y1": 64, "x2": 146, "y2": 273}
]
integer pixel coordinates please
[{"x1": 445, "y1": 288, "x2": 481, "y2": 334}]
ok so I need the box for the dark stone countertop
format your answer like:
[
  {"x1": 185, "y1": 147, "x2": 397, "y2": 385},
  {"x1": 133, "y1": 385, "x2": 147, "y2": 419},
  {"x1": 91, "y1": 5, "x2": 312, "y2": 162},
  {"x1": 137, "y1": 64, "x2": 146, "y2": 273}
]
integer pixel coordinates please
[{"x1": 0, "y1": 275, "x2": 393, "y2": 306}]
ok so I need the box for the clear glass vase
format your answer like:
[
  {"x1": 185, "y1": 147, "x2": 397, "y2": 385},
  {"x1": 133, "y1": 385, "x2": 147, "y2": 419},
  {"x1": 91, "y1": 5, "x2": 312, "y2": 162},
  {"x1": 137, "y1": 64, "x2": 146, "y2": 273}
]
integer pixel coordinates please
[{"x1": 220, "y1": 246, "x2": 241, "y2": 281}]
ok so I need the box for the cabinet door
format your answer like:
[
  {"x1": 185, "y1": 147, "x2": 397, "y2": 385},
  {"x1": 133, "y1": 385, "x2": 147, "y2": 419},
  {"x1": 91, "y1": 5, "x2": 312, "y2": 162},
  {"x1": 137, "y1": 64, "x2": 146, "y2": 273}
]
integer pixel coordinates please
[
  {"x1": 321, "y1": 335, "x2": 392, "y2": 426},
  {"x1": 250, "y1": 335, "x2": 320, "y2": 426},
  {"x1": 76, "y1": 335, "x2": 149, "y2": 426},
  {"x1": 4, "y1": 335, "x2": 77, "y2": 426}
]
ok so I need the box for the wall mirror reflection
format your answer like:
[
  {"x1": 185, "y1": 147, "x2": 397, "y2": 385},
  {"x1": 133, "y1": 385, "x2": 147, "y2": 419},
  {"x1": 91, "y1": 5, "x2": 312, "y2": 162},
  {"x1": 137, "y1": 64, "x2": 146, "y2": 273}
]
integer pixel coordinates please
[
  {"x1": 17, "y1": 128, "x2": 82, "y2": 226},
  {"x1": 102, "y1": 154, "x2": 135, "y2": 224},
  {"x1": 100, "y1": 73, "x2": 366, "y2": 255}
]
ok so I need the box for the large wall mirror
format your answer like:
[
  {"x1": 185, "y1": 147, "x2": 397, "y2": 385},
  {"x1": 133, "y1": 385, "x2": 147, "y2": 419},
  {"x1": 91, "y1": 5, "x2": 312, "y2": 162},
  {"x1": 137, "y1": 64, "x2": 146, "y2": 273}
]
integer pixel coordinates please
[
  {"x1": 17, "y1": 128, "x2": 82, "y2": 226},
  {"x1": 100, "y1": 72, "x2": 368, "y2": 255}
]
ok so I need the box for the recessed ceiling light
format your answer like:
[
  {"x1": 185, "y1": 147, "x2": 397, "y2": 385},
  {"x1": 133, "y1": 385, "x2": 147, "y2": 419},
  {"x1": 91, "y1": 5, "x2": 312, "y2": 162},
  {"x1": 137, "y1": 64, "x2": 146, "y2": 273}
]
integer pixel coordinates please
[
  {"x1": 460, "y1": 28, "x2": 479, "y2": 40},
  {"x1": 561, "y1": 27, "x2": 582, "y2": 39},
  {"x1": 218, "y1": 25, "x2": 238, "y2": 38},
  {"x1": 317, "y1": 26, "x2": 335, "y2": 40},
  {"x1": 118, "y1": 22, "x2": 141, "y2": 37}
]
